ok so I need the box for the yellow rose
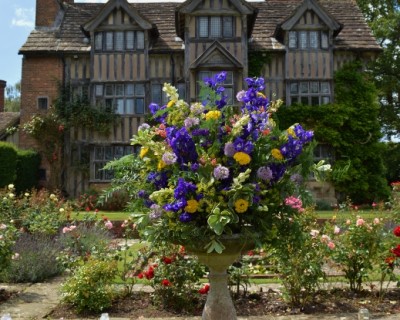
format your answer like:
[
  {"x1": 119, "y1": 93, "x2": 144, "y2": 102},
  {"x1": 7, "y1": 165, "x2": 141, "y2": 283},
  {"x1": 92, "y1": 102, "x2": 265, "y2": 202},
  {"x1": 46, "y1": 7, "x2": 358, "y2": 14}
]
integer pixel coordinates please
[
  {"x1": 205, "y1": 110, "x2": 221, "y2": 121},
  {"x1": 140, "y1": 147, "x2": 149, "y2": 158},
  {"x1": 185, "y1": 199, "x2": 199, "y2": 213},
  {"x1": 234, "y1": 199, "x2": 249, "y2": 213},
  {"x1": 271, "y1": 148, "x2": 283, "y2": 161},
  {"x1": 233, "y1": 152, "x2": 251, "y2": 165}
]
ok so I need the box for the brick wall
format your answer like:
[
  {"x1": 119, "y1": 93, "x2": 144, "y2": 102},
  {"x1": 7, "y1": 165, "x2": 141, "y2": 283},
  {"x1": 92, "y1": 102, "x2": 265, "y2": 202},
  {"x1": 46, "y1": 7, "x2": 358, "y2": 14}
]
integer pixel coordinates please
[
  {"x1": 35, "y1": 0, "x2": 60, "y2": 27},
  {"x1": 0, "y1": 80, "x2": 6, "y2": 112},
  {"x1": 19, "y1": 55, "x2": 64, "y2": 187}
]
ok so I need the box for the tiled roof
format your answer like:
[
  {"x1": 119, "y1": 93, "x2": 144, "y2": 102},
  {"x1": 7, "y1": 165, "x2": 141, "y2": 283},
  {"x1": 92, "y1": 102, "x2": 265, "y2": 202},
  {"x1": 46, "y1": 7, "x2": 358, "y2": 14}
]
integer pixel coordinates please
[
  {"x1": 0, "y1": 112, "x2": 20, "y2": 140},
  {"x1": 19, "y1": 0, "x2": 381, "y2": 54}
]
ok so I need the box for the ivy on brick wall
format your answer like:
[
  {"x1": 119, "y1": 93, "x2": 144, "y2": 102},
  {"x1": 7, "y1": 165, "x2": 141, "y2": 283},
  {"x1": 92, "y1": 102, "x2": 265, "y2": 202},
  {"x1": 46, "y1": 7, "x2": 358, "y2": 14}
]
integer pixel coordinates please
[{"x1": 248, "y1": 51, "x2": 271, "y2": 77}]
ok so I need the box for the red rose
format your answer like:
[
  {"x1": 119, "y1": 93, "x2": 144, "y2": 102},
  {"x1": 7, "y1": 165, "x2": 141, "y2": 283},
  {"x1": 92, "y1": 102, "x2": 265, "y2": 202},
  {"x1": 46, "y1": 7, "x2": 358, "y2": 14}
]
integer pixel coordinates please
[
  {"x1": 393, "y1": 226, "x2": 400, "y2": 237},
  {"x1": 198, "y1": 284, "x2": 210, "y2": 294},
  {"x1": 137, "y1": 272, "x2": 144, "y2": 279},
  {"x1": 247, "y1": 250, "x2": 254, "y2": 256},
  {"x1": 391, "y1": 244, "x2": 400, "y2": 257},
  {"x1": 385, "y1": 256, "x2": 395, "y2": 268},
  {"x1": 145, "y1": 266, "x2": 155, "y2": 279},
  {"x1": 162, "y1": 256, "x2": 173, "y2": 264},
  {"x1": 161, "y1": 279, "x2": 171, "y2": 286}
]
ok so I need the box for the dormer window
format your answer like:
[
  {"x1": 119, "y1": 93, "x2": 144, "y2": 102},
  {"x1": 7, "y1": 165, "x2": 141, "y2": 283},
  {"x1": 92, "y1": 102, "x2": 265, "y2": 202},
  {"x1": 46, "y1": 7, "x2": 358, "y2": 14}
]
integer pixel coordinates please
[
  {"x1": 288, "y1": 30, "x2": 329, "y2": 50},
  {"x1": 94, "y1": 30, "x2": 145, "y2": 52},
  {"x1": 197, "y1": 16, "x2": 234, "y2": 39}
]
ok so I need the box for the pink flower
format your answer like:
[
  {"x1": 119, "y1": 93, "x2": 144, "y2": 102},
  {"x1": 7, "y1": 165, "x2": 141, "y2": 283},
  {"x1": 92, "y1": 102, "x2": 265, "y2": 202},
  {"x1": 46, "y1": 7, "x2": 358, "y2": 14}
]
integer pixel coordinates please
[
  {"x1": 346, "y1": 219, "x2": 351, "y2": 225},
  {"x1": 62, "y1": 227, "x2": 70, "y2": 233},
  {"x1": 105, "y1": 220, "x2": 113, "y2": 230},
  {"x1": 0, "y1": 223, "x2": 6, "y2": 230},
  {"x1": 356, "y1": 218, "x2": 365, "y2": 226},
  {"x1": 310, "y1": 229, "x2": 320, "y2": 238},
  {"x1": 12, "y1": 253, "x2": 20, "y2": 260},
  {"x1": 334, "y1": 226, "x2": 340, "y2": 234},
  {"x1": 284, "y1": 196, "x2": 304, "y2": 213},
  {"x1": 321, "y1": 235, "x2": 330, "y2": 243},
  {"x1": 373, "y1": 218, "x2": 380, "y2": 225},
  {"x1": 372, "y1": 202, "x2": 377, "y2": 208},
  {"x1": 327, "y1": 241, "x2": 335, "y2": 250}
]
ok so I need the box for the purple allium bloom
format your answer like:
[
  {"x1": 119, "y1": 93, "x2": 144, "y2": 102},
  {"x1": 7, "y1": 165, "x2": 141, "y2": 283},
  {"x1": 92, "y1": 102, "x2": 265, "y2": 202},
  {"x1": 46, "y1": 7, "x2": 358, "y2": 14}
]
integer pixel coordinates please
[
  {"x1": 224, "y1": 142, "x2": 236, "y2": 157},
  {"x1": 149, "y1": 204, "x2": 163, "y2": 219},
  {"x1": 162, "y1": 152, "x2": 178, "y2": 165},
  {"x1": 213, "y1": 165, "x2": 230, "y2": 180},
  {"x1": 179, "y1": 212, "x2": 193, "y2": 223},
  {"x1": 290, "y1": 173, "x2": 303, "y2": 185},
  {"x1": 257, "y1": 166, "x2": 273, "y2": 181},
  {"x1": 190, "y1": 103, "x2": 205, "y2": 115},
  {"x1": 138, "y1": 123, "x2": 150, "y2": 131},
  {"x1": 184, "y1": 117, "x2": 200, "y2": 129},
  {"x1": 174, "y1": 178, "x2": 197, "y2": 200}
]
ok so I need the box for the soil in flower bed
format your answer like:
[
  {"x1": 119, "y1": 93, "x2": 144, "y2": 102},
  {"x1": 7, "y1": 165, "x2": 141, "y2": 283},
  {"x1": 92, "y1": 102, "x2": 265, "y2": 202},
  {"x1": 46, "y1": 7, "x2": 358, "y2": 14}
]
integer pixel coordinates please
[
  {"x1": 48, "y1": 287, "x2": 400, "y2": 319},
  {"x1": 0, "y1": 288, "x2": 18, "y2": 304}
]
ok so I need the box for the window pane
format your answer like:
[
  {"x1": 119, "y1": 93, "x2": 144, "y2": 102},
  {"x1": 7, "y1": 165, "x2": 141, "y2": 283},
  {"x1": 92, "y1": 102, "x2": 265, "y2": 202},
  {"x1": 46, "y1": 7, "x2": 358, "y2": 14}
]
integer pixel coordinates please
[
  {"x1": 290, "y1": 83, "x2": 298, "y2": 94},
  {"x1": 300, "y1": 82, "x2": 309, "y2": 93},
  {"x1": 288, "y1": 31, "x2": 297, "y2": 49},
  {"x1": 104, "y1": 146, "x2": 113, "y2": 160},
  {"x1": 95, "y1": 146, "x2": 104, "y2": 160},
  {"x1": 291, "y1": 96, "x2": 299, "y2": 104},
  {"x1": 224, "y1": 71, "x2": 233, "y2": 84},
  {"x1": 136, "y1": 98, "x2": 145, "y2": 114},
  {"x1": 124, "y1": 146, "x2": 134, "y2": 155},
  {"x1": 210, "y1": 17, "x2": 221, "y2": 37},
  {"x1": 105, "y1": 84, "x2": 114, "y2": 96},
  {"x1": 95, "y1": 33, "x2": 102, "y2": 50},
  {"x1": 126, "y1": 84, "x2": 134, "y2": 96},
  {"x1": 38, "y1": 97, "x2": 48, "y2": 110},
  {"x1": 301, "y1": 96, "x2": 309, "y2": 105},
  {"x1": 321, "y1": 82, "x2": 330, "y2": 93},
  {"x1": 95, "y1": 84, "x2": 103, "y2": 96},
  {"x1": 135, "y1": 83, "x2": 145, "y2": 96},
  {"x1": 126, "y1": 99, "x2": 134, "y2": 114},
  {"x1": 94, "y1": 163, "x2": 104, "y2": 180},
  {"x1": 115, "y1": 84, "x2": 124, "y2": 96},
  {"x1": 126, "y1": 31, "x2": 134, "y2": 50},
  {"x1": 115, "y1": 31, "x2": 124, "y2": 51},
  {"x1": 299, "y1": 31, "x2": 308, "y2": 49},
  {"x1": 224, "y1": 88, "x2": 233, "y2": 104},
  {"x1": 105, "y1": 98, "x2": 113, "y2": 109},
  {"x1": 177, "y1": 83, "x2": 186, "y2": 100},
  {"x1": 114, "y1": 146, "x2": 124, "y2": 159},
  {"x1": 151, "y1": 84, "x2": 162, "y2": 104},
  {"x1": 311, "y1": 96, "x2": 319, "y2": 106},
  {"x1": 322, "y1": 96, "x2": 330, "y2": 104},
  {"x1": 310, "y1": 82, "x2": 319, "y2": 93},
  {"x1": 198, "y1": 17, "x2": 208, "y2": 38},
  {"x1": 310, "y1": 31, "x2": 318, "y2": 49},
  {"x1": 136, "y1": 31, "x2": 144, "y2": 49},
  {"x1": 116, "y1": 98, "x2": 124, "y2": 114},
  {"x1": 222, "y1": 16, "x2": 233, "y2": 37},
  {"x1": 321, "y1": 31, "x2": 329, "y2": 49},
  {"x1": 105, "y1": 32, "x2": 113, "y2": 50}
]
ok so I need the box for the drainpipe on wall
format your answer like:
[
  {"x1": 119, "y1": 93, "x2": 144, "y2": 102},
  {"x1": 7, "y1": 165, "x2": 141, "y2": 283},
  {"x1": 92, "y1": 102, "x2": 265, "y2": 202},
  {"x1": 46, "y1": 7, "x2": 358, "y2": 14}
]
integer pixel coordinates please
[{"x1": 0, "y1": 80, "x2": 6, "y2": 112}]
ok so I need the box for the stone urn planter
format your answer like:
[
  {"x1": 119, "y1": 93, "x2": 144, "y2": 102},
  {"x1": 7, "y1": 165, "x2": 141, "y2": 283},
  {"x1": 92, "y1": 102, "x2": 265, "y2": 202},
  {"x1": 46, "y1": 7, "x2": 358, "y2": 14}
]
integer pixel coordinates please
[{"x1": 187, "y1": 235, "x2": 253, "y2": 320}]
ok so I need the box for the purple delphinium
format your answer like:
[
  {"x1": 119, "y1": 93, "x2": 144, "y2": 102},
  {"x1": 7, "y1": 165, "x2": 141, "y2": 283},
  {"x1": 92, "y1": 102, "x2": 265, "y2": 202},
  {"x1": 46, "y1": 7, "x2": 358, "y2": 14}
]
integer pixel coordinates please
[
  {"x1": 174, "y1": 178, "x2": 197, "y2": 199},
  {"x1": 147, "y1": 171, "x2": 169, "y2": 189},
  {"x1": 213, "y1": 165, "x2": 230, "y2": 180},
  {"x1": 294, "y1": 124, "x2": 314, "y2": 143},
  {"x1": 167, "y1": 127, "x2": 198, "y2": 165},
  {"x1": 179, "y1": 212, "x2": 193, "y2": 223}
]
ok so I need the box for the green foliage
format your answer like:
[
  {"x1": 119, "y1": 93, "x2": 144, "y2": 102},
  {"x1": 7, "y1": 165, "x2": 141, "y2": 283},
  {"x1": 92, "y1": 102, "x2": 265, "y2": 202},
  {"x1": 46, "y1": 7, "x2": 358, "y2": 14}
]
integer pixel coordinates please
[
  {"x1": 15, "y1": 149, "x2": 41, "y2": 194},
  {"x1": 0, "y1": 221, "x2": 17, "y2": 271},
  {"x1": 0, "y1": 142, "x2": 17, "y2": 188},
  {"x1": 383, "y1": 142, "x2": 400, "y2": 183},
  {"x1": 277, "y1": 61, "x2": 390, "y2": 203},
  {"x1": 248, "y1": 51, "x2": 271, "y2": 77},
  {"x1": 5, "y1": 82, "x2": 20, "y2": 112},
  {"x1": 61, "y1": 258, "x2": 117, "y2": 313},
  {"x1": 268, "y1": 209, "x2": 326, "y2": 307},
  {"x1": 0, "y1": 233, "x2": 64, "y2": 283}
]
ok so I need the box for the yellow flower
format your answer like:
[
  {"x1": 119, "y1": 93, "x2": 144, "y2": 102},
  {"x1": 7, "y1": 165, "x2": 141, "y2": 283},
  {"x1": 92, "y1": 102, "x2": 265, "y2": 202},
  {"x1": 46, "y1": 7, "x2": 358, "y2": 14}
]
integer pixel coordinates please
[
  {"x1": 257, "y1": 92, "x2": 266, "y2": 99},
  {"x1": 234, "y1": 199, "x2": 249, "y2": 213},
  {"x1": 271, "y1": 148, "x2": 283, "y2": 161},
  {"x1": 205, "y1": 110, "x2": 221, "y2": 121},
  {"x1": 167, "y1": 100, "x2": 175, "y2": 108},
  {"x1": 233, "y1": 152, "x2": 251, "y2": 165},
  {"x1": 158, "y1": 160, "x2": 166, "y2": 171},
  {"x1": 140, "y1": 147, "x2": 149, "y2": 158},
  {"x1": 185, "y1": 199, "x2": 199, "y2": 213}
]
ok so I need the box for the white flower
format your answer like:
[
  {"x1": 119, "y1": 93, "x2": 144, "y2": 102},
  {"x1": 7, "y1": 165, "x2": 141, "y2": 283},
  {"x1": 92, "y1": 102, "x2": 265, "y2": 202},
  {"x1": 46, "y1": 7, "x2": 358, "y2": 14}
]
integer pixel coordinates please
[
  {"x1": 24, "y1": 193, "x2": 30, "y2": 197},
  {"x1": 8, "y1": 193, "x2": 15, "y2": 199},
  {"x1": 8, "y1": 184, "x2": 14, "y2": 190},
  {"x1": 59, "y1": 208, "x2": 65, "y2": 213}
]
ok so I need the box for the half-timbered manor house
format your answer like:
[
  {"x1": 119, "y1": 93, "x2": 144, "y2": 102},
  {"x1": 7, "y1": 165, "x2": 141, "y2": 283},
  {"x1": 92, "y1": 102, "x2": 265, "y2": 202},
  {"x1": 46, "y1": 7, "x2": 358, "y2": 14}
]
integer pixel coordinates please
[{"x1": 18, "y1": 0, "x2": 381, "y2": 198}]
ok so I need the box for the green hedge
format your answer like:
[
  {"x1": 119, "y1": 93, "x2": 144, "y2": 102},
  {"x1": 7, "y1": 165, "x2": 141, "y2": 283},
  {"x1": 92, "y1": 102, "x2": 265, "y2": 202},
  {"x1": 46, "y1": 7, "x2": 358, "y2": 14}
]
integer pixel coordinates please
[
  {"x1": 15, "y1": 149, "x2": 41, "y2": 193},
  {"x1": 0, "y1": 142, "x2": 17, "y2": 188}
]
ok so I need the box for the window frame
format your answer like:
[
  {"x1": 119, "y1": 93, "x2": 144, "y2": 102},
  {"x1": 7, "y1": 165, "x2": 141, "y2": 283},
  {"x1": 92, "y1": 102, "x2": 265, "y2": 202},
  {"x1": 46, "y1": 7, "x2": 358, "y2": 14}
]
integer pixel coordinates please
[
  {"x1": 287, "y1": 30, "x2": 329, "y2": 50},
  {"x1": 197, "y1": 16, "x2": 234, "y2": 39},
  {"x1": 289, "y1": 81, "x2": 331, "y2": 106},
  {"x1": 94, "y1": 83, "x2": 146, "y2": 115},
  {"x1": 94, "y1": 30, "x2": 145, "y2": 52},
  {"x1": 37, "y1": 96, "x2": 49, "y2": 110}
]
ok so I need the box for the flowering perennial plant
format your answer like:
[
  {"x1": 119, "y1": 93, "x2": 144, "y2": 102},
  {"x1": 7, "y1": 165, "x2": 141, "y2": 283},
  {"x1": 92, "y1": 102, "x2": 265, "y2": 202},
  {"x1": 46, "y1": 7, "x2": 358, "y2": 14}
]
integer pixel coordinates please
[{"x1": 127, "y1": 72, "x2": 322, "y2": 252}]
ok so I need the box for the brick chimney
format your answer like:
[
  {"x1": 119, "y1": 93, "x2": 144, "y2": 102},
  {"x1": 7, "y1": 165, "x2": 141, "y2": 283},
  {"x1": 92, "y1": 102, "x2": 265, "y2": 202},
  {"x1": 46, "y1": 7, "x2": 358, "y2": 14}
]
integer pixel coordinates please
[
  {"x1": 35, "y1": 0, "x2": 74, "y2": 28},
  {"x1": 0, "y1": 80, "x2": 6, "y2": 113}
]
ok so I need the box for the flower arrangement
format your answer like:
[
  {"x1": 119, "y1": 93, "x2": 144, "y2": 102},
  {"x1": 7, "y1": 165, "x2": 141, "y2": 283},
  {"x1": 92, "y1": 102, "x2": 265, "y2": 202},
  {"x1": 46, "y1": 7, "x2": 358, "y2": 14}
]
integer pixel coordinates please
[{"x1": 126, "y1": 72, "x2": 327, "y2": 252}]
